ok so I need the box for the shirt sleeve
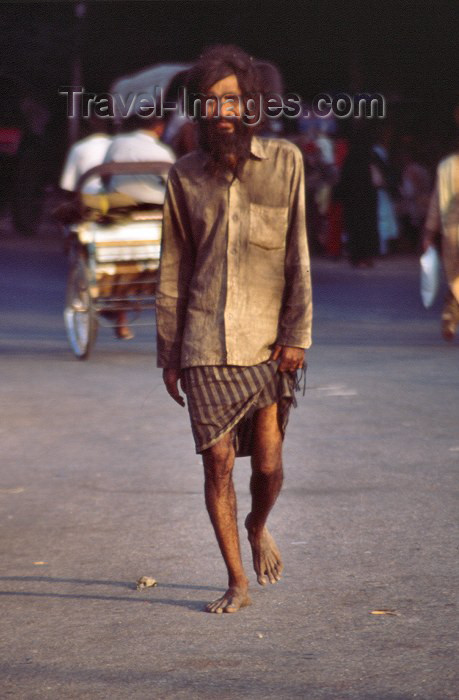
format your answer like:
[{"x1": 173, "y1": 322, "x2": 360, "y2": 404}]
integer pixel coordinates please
[
  {"x1": 156, "y1": 168, "x2": 195, "y2": 368},
  {"x1": 277, "y1": 146, "x2": 313, "y2": 349},
  {"x1": 60, "y1": 145, "x2": 78, "y2": 191}
]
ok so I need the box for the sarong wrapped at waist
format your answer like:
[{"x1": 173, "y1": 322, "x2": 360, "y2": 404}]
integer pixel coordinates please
[{"x1": 182, "y1": 360, "x2": 303, "y2": 457}]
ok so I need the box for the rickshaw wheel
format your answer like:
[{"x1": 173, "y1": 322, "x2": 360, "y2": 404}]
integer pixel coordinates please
[{"x1": 64, "y1": 254, "x2": 98, "y2": 359}]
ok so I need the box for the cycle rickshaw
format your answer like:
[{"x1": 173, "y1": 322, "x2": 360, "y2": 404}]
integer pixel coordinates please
[{"x1": 63, "y1": 160, "x2": 172, "y2": 359}]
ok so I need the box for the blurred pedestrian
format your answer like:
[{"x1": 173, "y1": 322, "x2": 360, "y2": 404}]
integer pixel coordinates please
[
  {"x1": 423, "y1": 105, "x2": 459, "y2": 341},
  {"x1": 0, "y1": 126, "x2": 21, "y2": 216},
  {"x1": 11, "y1": 96, "x2": 50, "y2": 236},
  {"x1": 397, "y1": 144, "x2": 432, "y2": 252},
  {"x1": 104, "y1": 115, "x2": 175, "y2": 204},
  {"x1": 325, "y1": 129, "x2": 349, "y2": 259},
  {"x1": 60, "y1": 115, "x2": 112, "y2": 195},
  {"x1": 372, "y1": 127, "x2": 399, "y2": 255},
  {"x1": 295, "y1": 124, "x2": 330, "y2": 253},
  {"x1": 102, "y1": 115, "x2": 175, "y2": 339},
  {"x1": 336, "y1": 133, "x2": 379, "y2": 267}
]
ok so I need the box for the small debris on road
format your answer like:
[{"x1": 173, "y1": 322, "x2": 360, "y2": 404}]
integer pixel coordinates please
[
  {"x1": 136, "y1": 576, "x2": 158, "y2": 590},
  {"x1": 370, "y1": 609, "x2": 400, "y2": 616}
]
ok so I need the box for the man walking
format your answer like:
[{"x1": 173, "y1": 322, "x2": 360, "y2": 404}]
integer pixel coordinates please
[{"x1": 156, "y1": 45, "x2": 312, "y2": 613}]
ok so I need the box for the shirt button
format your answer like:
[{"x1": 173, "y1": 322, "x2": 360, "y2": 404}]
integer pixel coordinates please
[{"x1": 232, "y1": 213, "x2": 239, "y2": 222}]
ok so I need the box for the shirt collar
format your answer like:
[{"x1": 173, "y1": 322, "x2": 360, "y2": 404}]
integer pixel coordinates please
[{"x1": 250, "y1": 137, "x2": 269, "y2": 160}]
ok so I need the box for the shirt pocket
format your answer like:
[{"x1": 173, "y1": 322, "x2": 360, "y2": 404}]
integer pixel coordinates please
[{"x1": 248, "y1": 203, "x2": 288, "y2": 250}]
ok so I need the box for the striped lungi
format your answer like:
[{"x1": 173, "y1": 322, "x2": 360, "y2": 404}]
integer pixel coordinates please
[{"x1": 181, "y1": 360, "x2": 301, "y2": 457}]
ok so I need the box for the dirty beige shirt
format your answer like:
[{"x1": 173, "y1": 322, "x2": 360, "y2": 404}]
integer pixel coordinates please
[{"x1": 156, "y1": 136, "x2": 312, "y2": 369}]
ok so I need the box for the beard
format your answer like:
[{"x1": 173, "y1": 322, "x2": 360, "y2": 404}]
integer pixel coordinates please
[{"x1": 198, "y1": 118, "x2": 253, "y2": 179}]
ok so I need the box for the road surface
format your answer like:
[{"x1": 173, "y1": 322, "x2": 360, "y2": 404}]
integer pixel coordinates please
[{"x1": 1, "y1": 235, "x2": 457, "y2": 699}]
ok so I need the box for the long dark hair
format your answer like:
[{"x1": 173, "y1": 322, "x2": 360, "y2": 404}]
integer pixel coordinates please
[
  {"x1": 186, "y1": 44, "x2": 260, "y2": 110},
  {"x1": 186, "y1": 45, "x2": 260, "y2": 178}
]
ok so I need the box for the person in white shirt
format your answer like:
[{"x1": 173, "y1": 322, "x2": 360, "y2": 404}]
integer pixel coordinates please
[
  {"x1": 60, "y1": 127, "x2": 112, "y2": 195},
  {"x1": 60, "y1": 123, "x2": 138, "y2": 339},
  {"x1": 100, "y1": 116, "x2": 175, "y2": 339},
  {"x1": 103, "y1": 117, "x2": 175, "y2": 204}
]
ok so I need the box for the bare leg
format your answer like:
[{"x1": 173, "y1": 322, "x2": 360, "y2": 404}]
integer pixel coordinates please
[
  {"x1": 441, "y1": 291, "x2": 459, "y2": 342},
  {"x1": 245, "y1": 402, "x2": 284, "y2": 585},
  {"x1": 115, "y1": 311, "x2": 134, "y2": 340},
  {"x1": 202, "y1": 432, "x2": 251, "y2": 613}
]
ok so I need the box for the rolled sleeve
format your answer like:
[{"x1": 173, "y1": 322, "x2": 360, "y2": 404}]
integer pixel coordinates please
[{"x1": 156, "y1": 169, "x2": 194, "y2": 368}]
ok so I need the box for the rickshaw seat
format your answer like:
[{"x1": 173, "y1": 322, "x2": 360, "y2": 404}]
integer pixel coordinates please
[{"x1": 81, "y1": 192, "x2": 139, "y2": 215}]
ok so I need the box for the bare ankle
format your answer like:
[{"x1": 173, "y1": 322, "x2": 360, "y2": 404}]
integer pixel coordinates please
[
  {"x1": 229, "y1": 575, "x2": 249, "y2": 590},
  {"x1": 245, "y1": 513, "x2": 263, "y2": 537}
]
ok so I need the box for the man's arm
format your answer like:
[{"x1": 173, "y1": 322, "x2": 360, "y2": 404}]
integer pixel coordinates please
[
  {"x1": 162, "y1": 368, "x2": 185, "y2": 407},
  {"x1": 422, "y1": 180, "x2": 441, "y2": 251},
  {"x1": 59, "y1": 143, "x2": 79, "y2": 192},
  {"x1": 274, "y1": 146, "x2": 312, "y2": 369},
  {"x1": 156, "y1": 168, "x2": 194, "y2": 402}
]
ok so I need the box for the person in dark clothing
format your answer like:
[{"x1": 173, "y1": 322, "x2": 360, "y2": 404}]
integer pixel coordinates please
[
  {"x1": 336, "y1": 137, "x2": 379, "y2": 267},
  {"x1": 11, "y1": 96, "x2": 50, "y2": 236}
]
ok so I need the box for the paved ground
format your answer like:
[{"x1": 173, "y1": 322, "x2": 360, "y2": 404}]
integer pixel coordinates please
[{"x1": 0, "y1": 234, "x2": 458, "y2": 699}]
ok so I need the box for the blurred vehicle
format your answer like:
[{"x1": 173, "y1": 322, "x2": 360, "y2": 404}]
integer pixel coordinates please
[
  {"x1": 62, "y1": 160, "x2": 171, "y2": 359},
  {"x1": 61, "y1": 62, "x2": 189, "y2": 358}
]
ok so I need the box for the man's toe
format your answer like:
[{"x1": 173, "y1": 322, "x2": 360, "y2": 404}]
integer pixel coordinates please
[
  {"x1": 206, "y1": 599, "x2": 223, "y2": 613},
  {"x1": 224, "y1": 604, "x2": 238, "y2": 613}
]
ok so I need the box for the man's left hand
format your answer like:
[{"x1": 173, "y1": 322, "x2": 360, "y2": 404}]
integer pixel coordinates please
[{"x1": 270, "y1": 345, "x2": 305, "y2": 372}]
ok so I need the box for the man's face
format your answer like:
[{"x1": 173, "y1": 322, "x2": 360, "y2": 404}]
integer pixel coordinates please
[
  {"x1": 198, "y1": 71, "x2": 252, "y2": 175},
  {"x1": 205, "y1": 73, "x2": 242, "y2": 135}
]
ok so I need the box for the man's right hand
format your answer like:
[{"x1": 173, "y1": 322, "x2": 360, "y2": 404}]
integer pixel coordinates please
[{"x1": 162, "y1": 368, "x2": 185, "y2": 407}]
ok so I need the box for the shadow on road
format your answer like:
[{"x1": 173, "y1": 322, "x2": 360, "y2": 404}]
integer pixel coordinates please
[
  {"x1": 0, "y1": 576, "x2": 222, "y2": 612},
  {"x1": 0, "y1": 575, "x2": 219, "y2": 592}
]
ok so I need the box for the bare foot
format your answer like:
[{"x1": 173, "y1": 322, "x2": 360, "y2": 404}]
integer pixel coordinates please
[
  {"x1": 245, "y1": 514, "x2": 283, "y2": 585},
  {"x1": 206, "y1": 586, "x2": 252, "y2": 614},
  {"x1": 442, "y1": 319, "x2": 456, "y2": 342},
  {"x1": 115, "y1": 325, "x2": 134, "y2": 340}
]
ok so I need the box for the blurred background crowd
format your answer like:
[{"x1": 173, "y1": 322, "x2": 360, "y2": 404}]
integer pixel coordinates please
[{"x1": 0, "y1": 0, "x2": 457, "y2": 266}]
